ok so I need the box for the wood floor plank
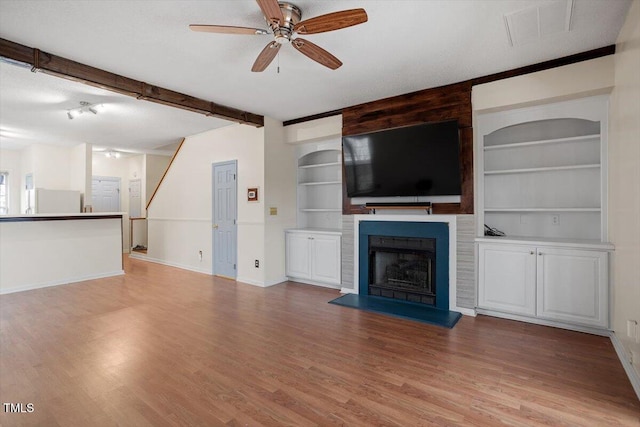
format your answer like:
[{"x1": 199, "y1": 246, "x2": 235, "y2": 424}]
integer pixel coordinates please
[{"x1": 0, "y1": 256, "x2": 638, "y2": 426}]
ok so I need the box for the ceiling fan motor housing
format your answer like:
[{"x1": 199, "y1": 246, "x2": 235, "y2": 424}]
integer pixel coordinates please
[{"x1": 272, "y1": 2, "x2": 301, "y2": 44}]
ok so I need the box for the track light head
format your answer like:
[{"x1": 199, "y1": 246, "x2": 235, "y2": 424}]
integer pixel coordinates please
[{"x1": 66, "y1": 101, "x2": 104, "y2": 120}]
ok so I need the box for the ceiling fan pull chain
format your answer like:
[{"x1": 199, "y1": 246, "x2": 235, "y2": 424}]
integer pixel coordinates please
[{"x1": 277, "y1": 51, "x2": 280, "y2": 74}]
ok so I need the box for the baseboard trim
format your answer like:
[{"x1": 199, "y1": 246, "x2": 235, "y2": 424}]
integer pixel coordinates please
[
  {"x1": 340, "y1": 287, "x2": 357, "y2": 294},
  {"x1": 455, "y1": 307, "x2": 477, "y2": 317},
  {"x1": 287, "y1": 278, "x2": 341, "y2": 290},
  {"x1": 264, "y1": 277, "x2": 287, "y2": 287},
  {"x1": 610, "y1": 332, "x2": 640, "y2": 400},
  {"x1": 135, "y1": 256, "x2": 211, "y2": 275},
  {"x1": 236, "y1": 276, "x2": 266, "y2": 287},
  {"x1": 475, "y1": 308, "x2": 611, "y2": 337},
  {"x1": 0, "y1": 270, "x2": 125, "y2": 295}
]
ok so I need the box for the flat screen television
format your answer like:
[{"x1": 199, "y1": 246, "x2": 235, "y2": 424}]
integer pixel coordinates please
[{"x1": 342, "y1": 120, "x2": 462, "y2": 198}]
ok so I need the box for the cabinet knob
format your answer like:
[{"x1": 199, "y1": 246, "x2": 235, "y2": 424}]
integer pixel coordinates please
[
  {"x1": 538, "y1": 252, "x2": 543, "y2": 256},
  {"x1": 530, "y1": 251, "x2": 534, "y2": 255}
]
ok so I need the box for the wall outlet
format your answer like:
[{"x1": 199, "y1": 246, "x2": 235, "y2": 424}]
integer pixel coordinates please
[
  {"x1": 269, "y1": 207, "x2": 277, "y2": 216},
  {"x1": 198, "y1": 250, "x2": 203, "y2": 261},
  {"x1": 551, "y1": 214, "x2": 560, "y2": 225},
  {"x1": 255, "y1": 260, "x2": 259, "y2": 268}
]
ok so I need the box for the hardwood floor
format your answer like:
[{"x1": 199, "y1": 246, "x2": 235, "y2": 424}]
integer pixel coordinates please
[{"x1": 1, "y1": 257, "x2": 638, "y2": 426}]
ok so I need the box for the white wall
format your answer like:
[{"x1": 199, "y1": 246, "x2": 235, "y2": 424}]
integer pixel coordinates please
[
  {"x1": 69, "y1": 143, "x2": 92, "y2": 208},
  {"x1": 283, "y1": 115, "x2": 342, "y2": 144},
  {"x1": 29, "y1": 144, "x2": 73, "y2": 190},
  {"x1": 0, "y1": 148, "x2": 23, "y2": 215},
  {"x1": 610, "y1": 0, "x2": 640, "y2": 379},
  {"x1": 145, "y1": 154, "x2": 171, "y2": 206},
  {"x1": 7, "y1": 143, "x2": 93, "y2": 214},
  {"x1": 147, "y1": 123, "x2": 267, "y2": 283},
  {"x1": 472, "y1": 55, "x2": 615, "y2": 113},
  {"x1": 264, "y1": 117, "x2": 297, "y2": 284}
]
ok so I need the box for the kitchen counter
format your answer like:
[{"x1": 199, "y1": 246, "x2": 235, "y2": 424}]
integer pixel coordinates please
[{"x1": 0, "y1": 213, "x2": 124, "y2": 294}]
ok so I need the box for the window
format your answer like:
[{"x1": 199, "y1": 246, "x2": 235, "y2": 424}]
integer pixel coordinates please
[{"x1": 0, "y1": 172, "x2": 8, "y2": 214}]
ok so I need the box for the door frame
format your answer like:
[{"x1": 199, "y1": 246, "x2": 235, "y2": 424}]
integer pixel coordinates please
[{"x1": 212, "y1": 160, "x2": 238, "y2": 278}]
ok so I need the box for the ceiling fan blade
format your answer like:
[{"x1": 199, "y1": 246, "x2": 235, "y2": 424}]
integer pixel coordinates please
[
  {"x1": 294, "y1": 9, "x2": 368, "y2": 34},
  {"x1": 251, "y1": 41, "x2": 281, "y2": 72},
  {"x1": 189, "y1": 24, "x2": 268, "y2": 35},
  {"x1": 292, "y1": 38, "x2": 342, "y2": 70},
  {"x1": 256, "y1": 0, "x2": 285, "y2": 26}
]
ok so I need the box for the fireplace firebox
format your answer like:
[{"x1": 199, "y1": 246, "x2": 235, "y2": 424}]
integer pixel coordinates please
[
  {"x1": 358, "y1": 220, "x2": 450, "y2": 310},
  {"x1": 369, "y1": 236, "x2": 436, "y2": 305}
]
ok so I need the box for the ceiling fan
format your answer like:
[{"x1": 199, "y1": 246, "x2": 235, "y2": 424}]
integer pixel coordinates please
[{"x1": 190, "y1": 0, "x2": 368, "y2": 72}]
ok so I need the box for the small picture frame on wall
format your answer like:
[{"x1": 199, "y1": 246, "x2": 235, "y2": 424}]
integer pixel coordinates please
[{"x1": 247, "y1": 187, "x2": 259, "y2": 202}]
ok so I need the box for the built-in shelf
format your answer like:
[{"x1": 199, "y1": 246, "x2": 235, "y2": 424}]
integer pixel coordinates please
[
  {"x1": 296, "y1": 143, "x2": 342, "y2": 230},
  {"x1": 298, "y1": 162, "x2": 341, "y2": 169},
  {"x1": 477, "y1": 96, "x2": 608, "y2": 242},
  {"x1": 485, "y1": 207, "x2": 601, "y2": 212},
  {"x1": 476, "y1": 235, "x2": 614, "y2": 250},
  {"x1": 484, "y1": 164, "x2": 600, "y2": 175},
  {"x1": 483, "y1": 134, "x2": 600, "y2": 151}
]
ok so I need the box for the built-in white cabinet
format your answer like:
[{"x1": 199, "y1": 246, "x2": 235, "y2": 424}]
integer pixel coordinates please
[
  {"x1": 286, "y1": 139, "x2": 343, "y2": 288},
  {"x1": 536, "y1": 246, "x2": 608, "y2": 327},
  {"x1": 475, "y1": 95, "x2": 613, "y2": 333},
  {"x1": 478, "y1": 241, "x2": 609, "y2": 329},
  {"x1": 285, "y1": 230, "x2": 341, "y2": 288},
  {"x1": 478, "y1": 243, "x2": 537, "y2": 316}
]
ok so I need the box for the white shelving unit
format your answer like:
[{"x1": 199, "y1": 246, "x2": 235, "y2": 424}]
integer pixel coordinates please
[
  {"x1": 296, "y1": 141, "x2": 342, "y2": 230},
  {"x1": 475, "y1": 95, "x2": 613, "y2": 333},
  {"x1": 286, "y1": 139, "x2": 343, "y2": 288},
  {"x1": 477, "y1": 97, "x2": 608, "y2": 242}
]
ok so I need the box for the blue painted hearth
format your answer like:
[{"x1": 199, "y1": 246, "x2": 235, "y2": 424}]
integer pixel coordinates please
[{"x1": 359, "y1": 221, "x2": 450, "y2": 310}]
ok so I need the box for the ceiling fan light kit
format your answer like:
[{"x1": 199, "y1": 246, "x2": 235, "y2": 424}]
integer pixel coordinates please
[{"x1": 190, "y1": 0, "x2": 367, "y2": 72}]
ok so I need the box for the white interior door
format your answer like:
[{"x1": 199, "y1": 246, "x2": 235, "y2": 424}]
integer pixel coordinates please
[
  {"x1": 212, "y1": 161, "x2": 237, "y2": 279},
  {"x1": 92, "y1": 176, "x2": 121, "y2": 212},
  {"x1": 129, "y1": 179, "x2": 142, "y2": 218}
]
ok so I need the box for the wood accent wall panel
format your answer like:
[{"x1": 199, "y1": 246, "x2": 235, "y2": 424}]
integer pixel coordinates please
[{"x1": 342, "y1": 82, "x2": 473, "y2": 215}]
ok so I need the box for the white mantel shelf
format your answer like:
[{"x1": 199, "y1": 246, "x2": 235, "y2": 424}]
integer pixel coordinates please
[{"x1": 351, "y1": 214, "x2": 469, "y2": 315}]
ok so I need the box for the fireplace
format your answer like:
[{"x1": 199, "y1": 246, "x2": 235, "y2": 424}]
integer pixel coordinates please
[
  {"x1": 358, "y1": 220, "x2": 450, "y2": 310},
  {"x1": 369, "y1": 236, "x2": 436, "y2": 305}
]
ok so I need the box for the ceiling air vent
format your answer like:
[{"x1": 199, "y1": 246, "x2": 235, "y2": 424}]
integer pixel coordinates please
[{"x1": 504, "y1": 0, "x2": 574, "y2": 47}]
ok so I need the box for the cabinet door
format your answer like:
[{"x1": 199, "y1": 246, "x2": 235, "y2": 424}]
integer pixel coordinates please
[
  {"x1": 536, "y1": 248, "x2": 608, "y2": 328},
  {"x1": 478, "y1": 243, "x2": 537, "y2": 316},
  {"x1": 285, "y1": 233, "x2": 311, "y2": 279},
  {"x1": 310, "y1": 234, "x2": 341, "y2": 285}
]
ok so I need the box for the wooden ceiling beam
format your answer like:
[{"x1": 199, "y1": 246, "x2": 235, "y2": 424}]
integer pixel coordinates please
[{"x1": 0, "y1": 38, "x2": 264, "y2": 127}]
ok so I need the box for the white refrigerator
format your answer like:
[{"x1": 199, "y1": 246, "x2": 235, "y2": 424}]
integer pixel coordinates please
[{"x1": 28, "y1": 188, "x2": 81, "y2": 214}]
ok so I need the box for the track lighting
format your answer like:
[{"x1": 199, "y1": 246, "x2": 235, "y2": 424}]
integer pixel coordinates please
[{"x1": 66, "y1": 101, "x2": 104, "y2": 120}]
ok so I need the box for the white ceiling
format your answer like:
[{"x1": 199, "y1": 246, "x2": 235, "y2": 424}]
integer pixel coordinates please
[{"x1": 0, "y1": 0, "x2": 632, "y2": 152}]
